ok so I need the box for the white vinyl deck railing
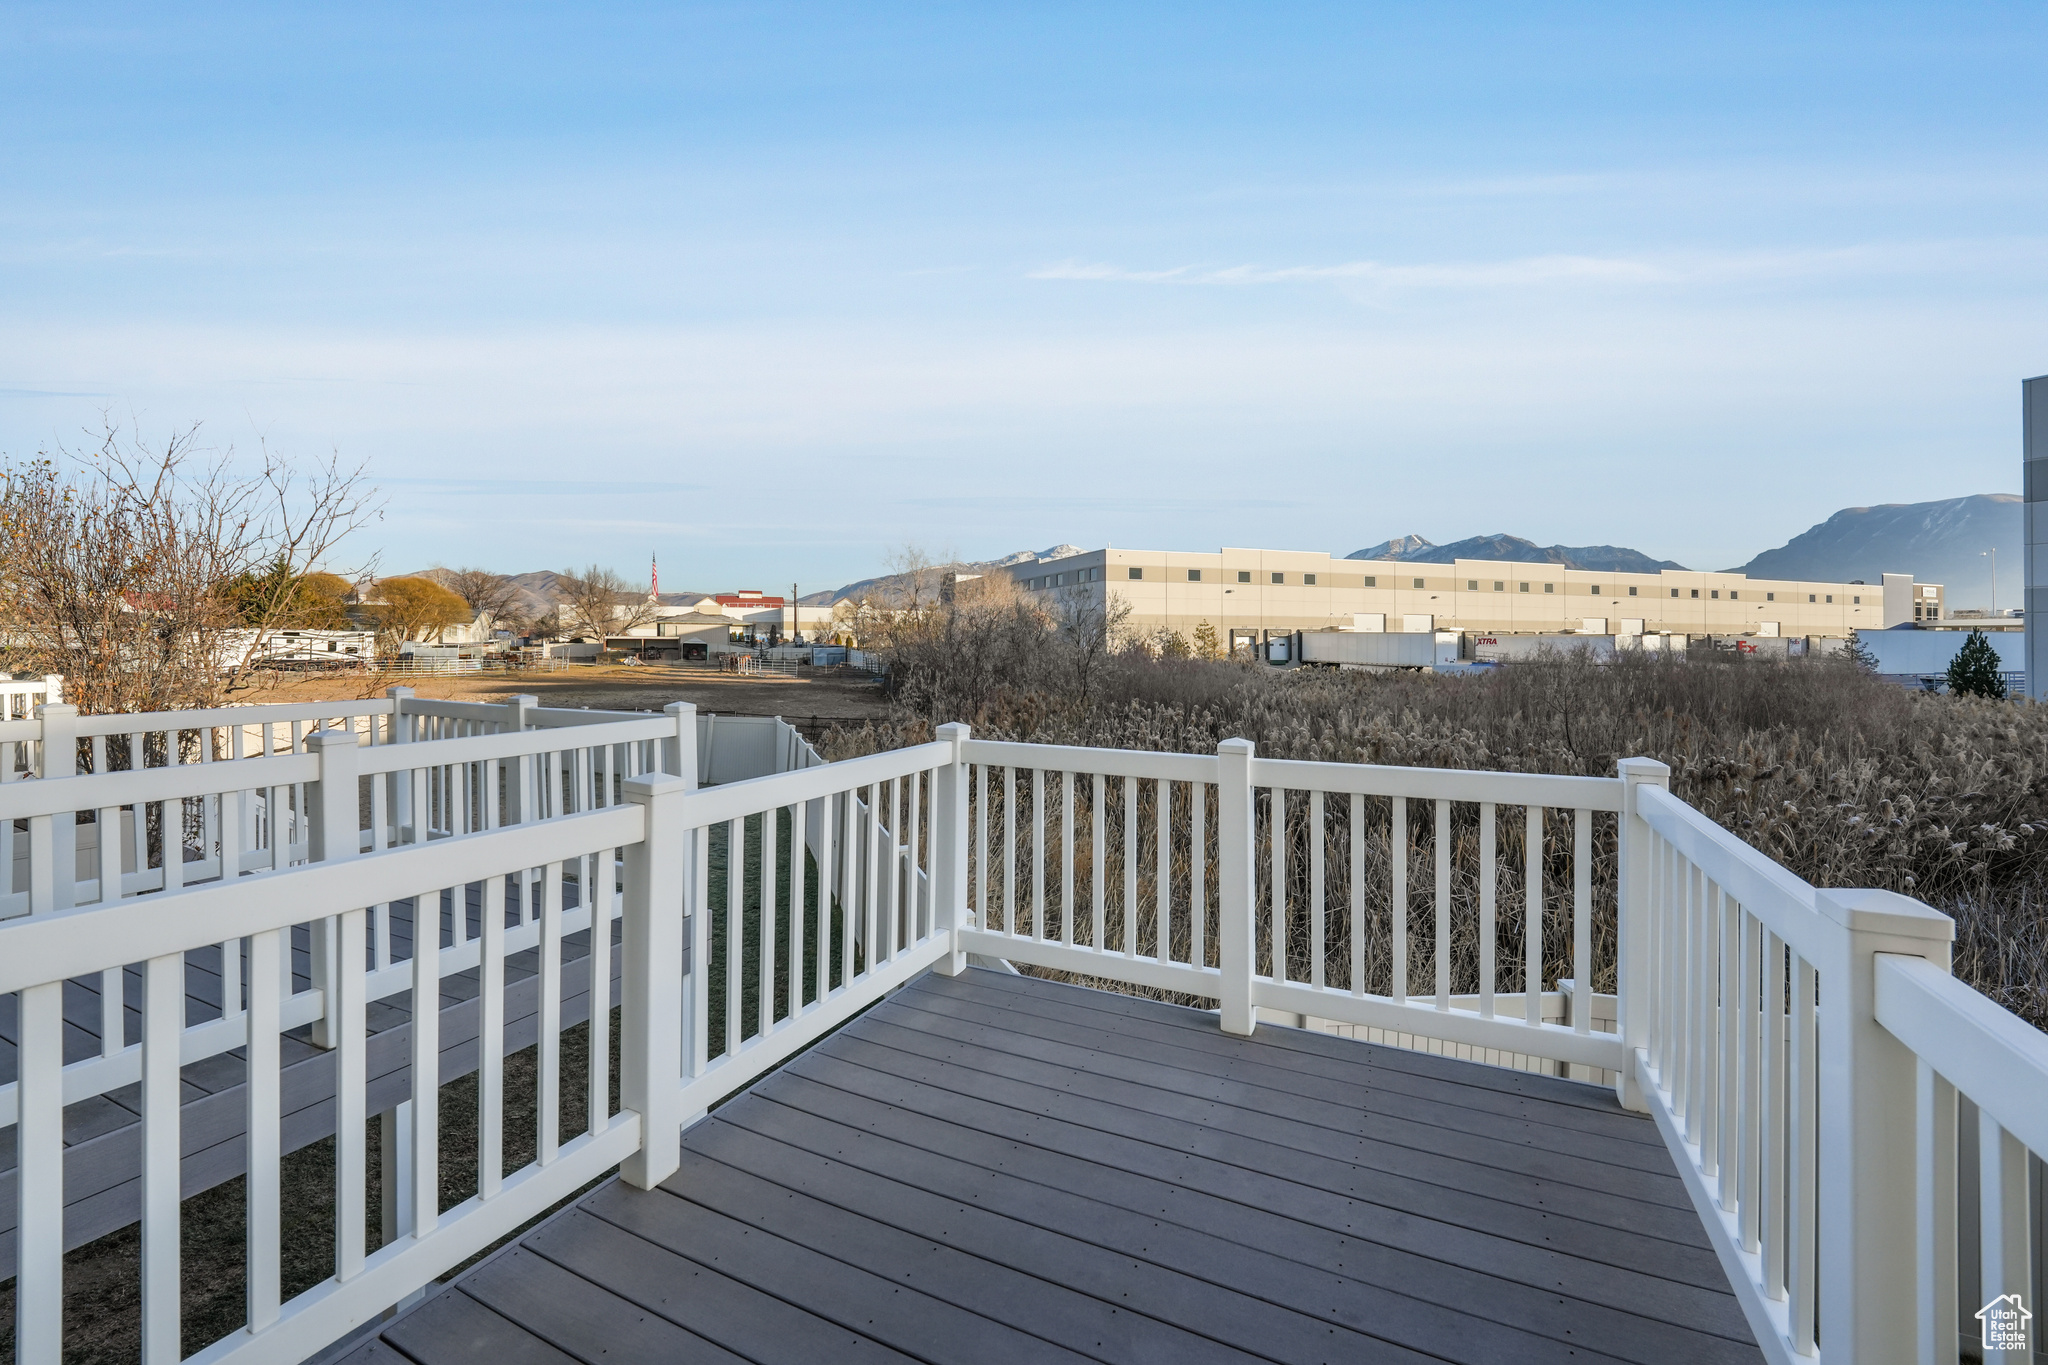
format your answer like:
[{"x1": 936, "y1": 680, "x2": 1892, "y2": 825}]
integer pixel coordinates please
[{"x1": 0, "y1": 715, "x2": 2036, "y2": 1364}]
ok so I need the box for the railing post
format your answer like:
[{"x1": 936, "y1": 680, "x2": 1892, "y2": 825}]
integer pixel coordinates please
[
  {"x1": 386, "y1": 686, "x2": 415, "y2": 841},
  {"x1": 664, "y1": 701, "x2": 696, "y2": 781},
  {"x1": 305, "y1": 729, "x2": 362, "y2": 1050},
  {"x1": 1218, "y1": 737, "x2": 1255, "y2": 1036},
  {"x1": 1812, "y1": 887, "x2": 1955, "y2": 1365},
  {"x1": 1615, "y1": 756, "x2": 1669, "y2": 1112},
  {"x1": 502, "y1": 694, "x2": 537, "y2": 822},
  {"x1": 620, "y1": 772, "x2": 689, "y2": 1189},
  {"x1": 35, "y1": 703, "x2": 78, "y2": 911},
  {"x1": 933, "y1": 723, "x2": 971, "y2": 976}
]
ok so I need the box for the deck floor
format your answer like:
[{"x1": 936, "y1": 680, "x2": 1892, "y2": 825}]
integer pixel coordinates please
[{"x1": 343, "y1": 967, "x2": 1761, "y2": 1365}]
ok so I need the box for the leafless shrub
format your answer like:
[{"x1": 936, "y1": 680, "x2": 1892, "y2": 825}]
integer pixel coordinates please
[{"x1": 833, "y1": 638, "x2": 2048, "y2": 1026}]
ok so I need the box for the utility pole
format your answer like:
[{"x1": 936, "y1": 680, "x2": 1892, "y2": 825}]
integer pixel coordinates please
[{"x1": 1985, "y1": 548, "x2": 1999, "y2": 615}]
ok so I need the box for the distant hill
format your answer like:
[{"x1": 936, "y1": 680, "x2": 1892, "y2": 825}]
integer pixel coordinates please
[
  {"x1": 809, "y1": 545, "x2": 1084, "y2": 606},
  {"x1": 1348, "y1": 534, "x2": 1686, "y2": 574},
  {"x1": 1724, "y1": 494, "x2": 2019, "y2": 610}
]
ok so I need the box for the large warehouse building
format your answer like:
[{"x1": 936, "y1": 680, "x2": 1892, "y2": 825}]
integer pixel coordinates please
[{"x1": 1010, "y1": 546, "x2": 1944, "y2": 647}]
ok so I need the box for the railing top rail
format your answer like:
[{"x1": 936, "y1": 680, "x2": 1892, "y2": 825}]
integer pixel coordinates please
[
  {"x1": 683, "y1": 738, "x2": 949, "y2": 828},
  {"x1": 0, "y1": 750, "x2": 319, "y2": 821},
  {"x1": 1637, "y1": 784, "x2": 1827, "y2": 959},
  {"x1": 1251, "y1": 754, "x2": 1624, "y2": 810},
  {"x1": 0, "y1": 803, "x2": 645, "y2": 994},
  {"x1": 961, "y1": 738, "x2": 1218, "y2": 782},
  {"x1": 355, "y1": 714, "x2": 678, "y2": 775},
  {"x1": 1875, "y1": 953, "x2": 2048, "y2": 1156},
  {"x1": 70, "y1": 698, "x2": 398, "y2": 737}
]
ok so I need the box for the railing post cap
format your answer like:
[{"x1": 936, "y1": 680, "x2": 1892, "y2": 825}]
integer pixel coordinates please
[
  {"x1": 1218, "y1": 737, "x2": 1255, "y2": 756},
  {"x1": 663, "y1": 700, "x2": 696, "y2": 717},
  {"x1": 304, "y1": 728, "x2": 359, "y2": 750},
  {"x1": 385, "y1": 685, "x2": 415, "y2": 700},
  {"x1": 1617, "y1": 756, "x2": 1670, "y2": 780},
  {"x1": 623, "y1": 771, "x2": 692, "y2": 800},
  {"x1": 33, "y1": 702, "x2": 75, "y2": 718},
  {"x1": 1814, "y1": 886, "x2": 1955, "y2": 942},
  {"x1": 936, "y1": 721, "x2": 970, "y2": 740}
]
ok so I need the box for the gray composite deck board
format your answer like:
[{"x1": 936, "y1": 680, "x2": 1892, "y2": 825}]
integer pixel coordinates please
[
  {"x1": 345, "y1": 967, "x2": 1764, "y2": 1365},
  {"x1": 0, "y1": 880, "x2": 625, "y2": 1278}
]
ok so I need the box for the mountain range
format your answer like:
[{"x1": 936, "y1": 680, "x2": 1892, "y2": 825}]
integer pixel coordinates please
[{"x1": 1346, "y1": 534, "x2": 1685, "y2": 575}]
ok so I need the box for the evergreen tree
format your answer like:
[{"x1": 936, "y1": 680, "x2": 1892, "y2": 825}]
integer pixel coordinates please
[
  {"x1": 1946, "y1": 629, "x2": 2008, "y2": 700},
  {"x1": 1191, "y1": 619, "x2": 1221, "y2": 660}
]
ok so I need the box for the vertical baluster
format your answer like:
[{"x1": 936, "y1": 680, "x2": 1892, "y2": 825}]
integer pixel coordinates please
[
  {"x1": 761, "y1": 802, "x2": 778, "y2": 1036},
  {"x1": 1155, "y1": 777, "x2": 1171, "y2": 963},
  {"x1": 1716, "y1": 888, "x2": 1739, "y2": 1201},
  {"x1": 864, "y1": 786, "x2": 882, "y2": 975},
  {"x1": 539, "y1": 859, "x2": 563, "y2": 1166},
  {"x1": 692, "y1": 824, "x2": 714, "y2": 1074},
  {"x1": 1002, "y1": 768, "x2": 1015, "y2": 937},
  {"x1": 880, "y1": 779, "x2": 898, "y2": 960},
  {"x1": 1091, "y1": 773, "x2": 1106, "y2": 952},
  {"x1": 1434, "y1": 798, "x2": 1451, "y2": 1011},
  {"x1": 1348, "y1": 793, "x2": 1364, "y2": 997},
  {"x1": 907, "y1": 773, "x2": 923, "y2": 943},
  {"x1": 246, "y1": 928, "x2": 282, "y2": 1329},
  {"x1": 479, "y1": 873, "x2": 505, "y2": 1200},
  {"x1": 1061, "y1": 772, "x2": 1075, "y2": 949},
  {"x1": 790, "y1": 798, "x2": 808, "y2": 1010},
  {"x1": 1694, "y1": 881, "x2": 1720, "y2": 1154},
  {"x1": 1478, "y1": 802, "x2": 1497, "y2": 1019},
  {"x1": 371, "y1": 777, "x2": 391, "y2": 971},
  {"x1": 1763, "y1": 930, "x2": 1788, "y2": 1300},
  {"x1": 1031, "y1": 767, "x2": 1045, "y2": 941},
  {"x1": 1192, "y1": 782, "x2": 1207, "y2": 972},
  {"x1": 409, "y1": 889, "x2": 441, "y2": 1238},
  {"x1": 590, "y1": 851, "x2": 614, "y2": 1130},
  {"x1": 1789, "y1": 953, "x2": 1817, "y2": 1353},
  {"x1": 13, "y1": 980, "x2": 63, "y2": 1362},
  {"x1": 1740, "y1": 911, "x2": 1763, "y2": 1254},
  {"x1": 1391, "y1": 795, "x2": 1408, "y2": 1005},
  {"x1": 141, "y1": 952, "x2": 182, "y2": 1363},
  {"x1": 1270, "y1": 788, "x2": 1287, "y2": 982},
  {"x1": 1650, "y1": 838, "x2": 1669, "y2": 1074},
  {"x1": 1310, "y1": 790, "x2": 1326, "y2": 989},
  {"x1": 1982, "y1": 1112, "x2": 2033, "y2": 1355},
  {"x1": 1915, "y1": 1061, "x2": 1959, "y2": 1365},
  {"x1": 1572, "y1": 809, "x2": 1591, "y2": 1036},
  {"x1": 834, "y1": 793, "x2": 852, "y2": 991},
  {"x1": 334, "y1": 907, "x2": 367, "y2": 1280},
  {"x1": 1124, "y1": 775, "x2": 1139, "y2": 958},
  {"x1": 1522, "y1": 805, "x2": 1540, "y2": 1026},
  {"x1": 975, "y1": 764, "x2": 988, "y2": 929}
]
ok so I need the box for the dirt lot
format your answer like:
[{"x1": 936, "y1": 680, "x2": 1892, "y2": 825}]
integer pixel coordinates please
[{"x1": 246, "y1": 664, "x2": 892, "y2": 738}]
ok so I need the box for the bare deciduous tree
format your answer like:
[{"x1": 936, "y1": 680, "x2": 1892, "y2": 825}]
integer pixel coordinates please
[
  {"x1": 558, "y1": 564, "x2": 657, "y2": 641},
  {"x1": 439, "y1": 566, "x2": 521, "y2": 632},
  {"x1": 0, "y1": 419, "x2": 381, "y2": 714}
]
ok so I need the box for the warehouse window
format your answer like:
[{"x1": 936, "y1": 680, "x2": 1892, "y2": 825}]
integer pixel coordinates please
[
  {"x1": 1413, "y1": 577, "x2": 1425, "y2": 589},
  {"x1": 1493, "y1": 580, "x2": 1504, "y2": 591},
  {"x1": 1273, "y1": 572, "x2": 1285, "y2": 584},
  {"x1": 1767, "y1": 592, "x2": 1775, "y2": 601},
  {"x1": 1188, "y1": 569, "x2": 1202, "y2": 582},
  {"x1": 1237, "y1": 570, "x2": 1250, "y2": 583},
  {"x1": 1826, "y1": 594, "x2": 1834, "y2": 603},
  {"x1": 1128, "y1": 567, "x2": 1143, "y2": 580},
  {"x1": 1691, "y1": 589, "x2": 1700, "y2": 598},
  {"x1": 1544, "y1": 583, "x2": 1554, "y2": 594},
  {"x1": 1590, "y1": 585, "x2": 1601, "y2": 596},
  {"x1": 1520, "y1": 582, "x2": 1530, "y2": 593},
  {"x1": 1468, "y1": 580, "x2": 1479, "y2": 591},
  {"x1": 1808, "y1": 594, "x2": 1816, "y2": 602},
  {"x1": 1363, "y1": 576, "x2": 1376, "y2": 587},
  {"x1": 1730, "y1": 591, "x2": 1738, "y2": 600},
  {"x1": 1671, "y1": 588, "x2": 1679, "y2": 598},
  {"x1": 1303, "y1": 573, "x2": 1316, "y2": 586},
  {"x1": 1629, "y1": 586, "x2": 1638, "y2": 596},
  {"x1": 1853, "y1": 596, "x2": 1861, "y2": 604},
  {"x1": 1710, "y1": 590, "x2": 1719, "y2": 599}
]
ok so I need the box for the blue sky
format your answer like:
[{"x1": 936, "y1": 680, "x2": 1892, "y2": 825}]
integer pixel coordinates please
[{"x1": 3, "y1": 3, "x2": 2044, "y2": 592}]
